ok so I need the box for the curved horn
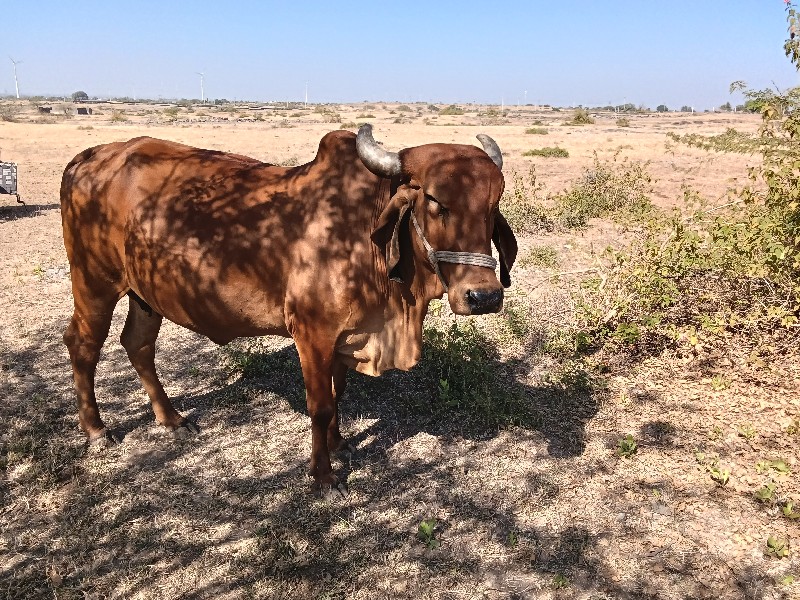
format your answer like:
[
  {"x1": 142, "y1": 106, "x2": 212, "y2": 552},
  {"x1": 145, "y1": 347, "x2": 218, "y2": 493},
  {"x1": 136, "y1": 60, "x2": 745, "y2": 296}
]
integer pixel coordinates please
[
  {"x1": 356, "y1": 124, "x2": 402, "y2": 177},
  {"x1": 476, "y1": 134, "x2": 503, "y2": 170}
]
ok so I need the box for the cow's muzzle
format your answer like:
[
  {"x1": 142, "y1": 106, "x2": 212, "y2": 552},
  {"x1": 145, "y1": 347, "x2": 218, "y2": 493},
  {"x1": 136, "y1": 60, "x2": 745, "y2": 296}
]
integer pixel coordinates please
[
  {"x1": 410, "y1": 211, "x2": 497, "y2": 292},
  {"x1": 466, "y1": 288, "x2": 503, "y2": 314}
]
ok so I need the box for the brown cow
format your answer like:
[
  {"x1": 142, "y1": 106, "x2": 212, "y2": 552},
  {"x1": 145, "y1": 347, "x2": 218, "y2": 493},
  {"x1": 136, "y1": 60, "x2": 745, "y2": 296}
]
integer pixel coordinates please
[{"x1": 60, "y1": 125, "x2": 517, "y2": 494}]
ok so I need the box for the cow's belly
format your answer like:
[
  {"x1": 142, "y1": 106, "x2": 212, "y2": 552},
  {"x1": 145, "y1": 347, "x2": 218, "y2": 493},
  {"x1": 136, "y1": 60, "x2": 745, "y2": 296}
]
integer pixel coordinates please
[{"x1": 125, "y1": 237, "x2": 289, "y2": 344}]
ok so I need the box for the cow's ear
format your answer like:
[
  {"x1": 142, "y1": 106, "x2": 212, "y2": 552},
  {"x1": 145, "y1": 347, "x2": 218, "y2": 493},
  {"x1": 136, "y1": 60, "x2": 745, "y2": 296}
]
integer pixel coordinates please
[
  {"x1": 492, "y1": 211, "x2": 517, "y2": 288},
  {"x1": 371, "y1": 187, "x2": 416, "y2": 282}
]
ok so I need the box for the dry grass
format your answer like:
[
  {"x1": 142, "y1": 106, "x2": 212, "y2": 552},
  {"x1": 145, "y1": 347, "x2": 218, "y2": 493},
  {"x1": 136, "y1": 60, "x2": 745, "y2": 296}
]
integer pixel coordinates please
[{"x1": 0, "y1": 102, "x2": 798, "y2": 599}]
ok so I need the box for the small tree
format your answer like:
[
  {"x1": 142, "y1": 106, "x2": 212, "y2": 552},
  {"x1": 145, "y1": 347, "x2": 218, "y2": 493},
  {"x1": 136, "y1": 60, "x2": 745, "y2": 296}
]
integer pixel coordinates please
[
  {"x1": 656, "y1": 104, "x2": 669, "y2": 113},
  {"x1": 71, "y1": 91, "x2": 89, "y2": 102},
  {"x1": 719, "y1": 101, "x2": 732, "y2": 112}
]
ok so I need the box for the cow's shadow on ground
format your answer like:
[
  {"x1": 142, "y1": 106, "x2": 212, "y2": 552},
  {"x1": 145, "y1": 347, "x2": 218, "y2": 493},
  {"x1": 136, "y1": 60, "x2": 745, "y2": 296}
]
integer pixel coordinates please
[
  {"x1": 200, "y1": 338, "x2": 598, "y2": 462},
  {"x1": 1, "y1": 317, "x2": 780, "y2": 599}
]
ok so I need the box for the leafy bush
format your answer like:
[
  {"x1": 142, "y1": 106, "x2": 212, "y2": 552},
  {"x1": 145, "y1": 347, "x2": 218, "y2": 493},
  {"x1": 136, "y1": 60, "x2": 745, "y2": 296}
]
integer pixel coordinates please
[
  {"x1": 396, "y1": 105, "x2": 412, "y2": 112},
  {"x1": 0, "y1": 104, "x2": 20, "y2": 122},
  {"x1": 163, "y1": 106, "x2": 179, "y2": 121},
  {"x1": 552, "y1": 152, "x2": 652, "y2": 228},
  {"x1": 565, "y1": 108, "x2": 595, "y2": 125},
  {"x1": 523, "y1": 147, "x2": 569, "y2": 158},
  {"x1": 439, "y1": 104, "x2": 464, "y2": 115},
  {"x1": 616, "y1": 118, "x2": 630, "y2": 127},
  {"x1": 519, "y1": 245, "x2": 558, "y2": 268},
  {"x1": 420, "y1": 320, "x2": 533, "y2": 429},
  {"x1": 525, "y1": 127, "x2": 548, "y2": 135},
  {"x1": 571, "y1": 4, "x2": 800, "y2": 356},
  {"x1": 356, "y1": 113, "x2": 375, "y2": 119},
  {"x1": 500, "y1": 166, "x2": 552, "y2": 234}
]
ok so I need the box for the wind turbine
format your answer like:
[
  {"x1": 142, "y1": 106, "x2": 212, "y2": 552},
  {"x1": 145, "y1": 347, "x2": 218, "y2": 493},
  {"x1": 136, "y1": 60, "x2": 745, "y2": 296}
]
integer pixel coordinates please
[
  {"x1": 9, "y1": 57, "x2": 21, "y2": 99},
  {"x1": 196, "y1": 71, "x2": 205, "y2": 103}
]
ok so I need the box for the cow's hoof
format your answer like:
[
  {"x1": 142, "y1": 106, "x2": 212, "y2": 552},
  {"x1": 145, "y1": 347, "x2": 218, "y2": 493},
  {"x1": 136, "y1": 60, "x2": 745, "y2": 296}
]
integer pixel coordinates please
[
  {"x1": 317, "y1": 481, "x2": 348, "y2": 500},
  {"x1": 171, "y1": 419, "x2": 200, "y2": 439},
  {"x1": 332, "y1": 440, "x2": 357, "y2": 458},
  {"x1": 87, "y1": 429, "x2": 120, "y2": 448}
]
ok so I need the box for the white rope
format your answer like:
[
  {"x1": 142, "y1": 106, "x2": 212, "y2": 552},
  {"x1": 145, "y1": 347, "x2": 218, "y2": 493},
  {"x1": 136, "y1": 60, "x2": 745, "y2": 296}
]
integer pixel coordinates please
[{"x1": 410, "y1": 211, "x2": 497, "y2": 291}]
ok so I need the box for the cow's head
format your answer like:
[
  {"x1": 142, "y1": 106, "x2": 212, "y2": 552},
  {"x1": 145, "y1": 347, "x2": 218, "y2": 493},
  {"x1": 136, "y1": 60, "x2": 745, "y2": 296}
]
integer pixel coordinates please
[{"x1": 360, "y1": 124, "x2": 517, "y2": 316}]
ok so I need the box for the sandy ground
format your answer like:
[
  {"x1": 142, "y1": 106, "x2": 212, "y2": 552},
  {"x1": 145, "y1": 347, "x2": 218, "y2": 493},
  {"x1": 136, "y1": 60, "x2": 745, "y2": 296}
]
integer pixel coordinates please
[{"x1": 1, "y1": 101, "x2": 798, "y2": 599}]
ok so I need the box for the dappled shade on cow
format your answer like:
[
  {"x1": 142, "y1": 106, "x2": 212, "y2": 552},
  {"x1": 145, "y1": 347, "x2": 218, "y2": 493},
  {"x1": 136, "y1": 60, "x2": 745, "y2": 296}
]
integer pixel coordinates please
[{"x1": 60, "y1": 125, "x2": 517, "y2": 494}]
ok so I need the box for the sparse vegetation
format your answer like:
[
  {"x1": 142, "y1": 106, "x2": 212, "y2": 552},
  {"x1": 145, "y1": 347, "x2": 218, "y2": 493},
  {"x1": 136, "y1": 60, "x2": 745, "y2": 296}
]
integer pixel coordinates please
[
  {"x1": 0, "y1": 104, "x2": 20, "y2": 122},
  {"x1": 2, "y1": 9, "x2": 800, "y2": 599},
  {"x1": 552, "y1": 152, "x2": 653, "y2": 228},
  {"x1": 565, "y1": 108, "x2": 595, "y2": 125},
  {"x1": 519, "y1": 245, "x2": 558, "y2": 268},
  {"x1": 163, "y1": 106, "x2": 180, "y2": 121},
  {"x1": 439, "y1": 104, "x2": 464, "y2": 115},
  {"x1": 616, "y1": 117, "x2": 631, "y2": 127},
  {"x1": 500, "y1": 166, "x2": 552, "y2": 234},
  {"x1": 615, "y1": 434, "x2": 638, "y2": 457},
  {"x1": 524, "y1": 126, "x2": 548, "y2": 135},
  {"x1": 523, "y1": 146, "x2": 569, "y2": 158}
]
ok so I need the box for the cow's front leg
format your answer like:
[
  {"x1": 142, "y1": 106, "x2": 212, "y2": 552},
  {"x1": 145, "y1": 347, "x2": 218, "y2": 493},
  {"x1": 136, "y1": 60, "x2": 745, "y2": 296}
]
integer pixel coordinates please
[
  {"x1": 294, "y1": 339, "x2": 346, "y2": 496},
  {"x1": 328, "y1": 358, "x2": 349, "y2": 452}
]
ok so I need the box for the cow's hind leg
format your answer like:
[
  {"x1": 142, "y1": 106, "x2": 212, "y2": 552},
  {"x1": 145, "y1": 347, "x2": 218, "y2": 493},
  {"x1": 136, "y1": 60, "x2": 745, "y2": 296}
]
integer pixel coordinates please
[
  {"x1": 120, "y1": 293, "x2": 199, "y2": 436},
  {"x1": 64, "y1": 282, "x2": 120, "y2": 443}
]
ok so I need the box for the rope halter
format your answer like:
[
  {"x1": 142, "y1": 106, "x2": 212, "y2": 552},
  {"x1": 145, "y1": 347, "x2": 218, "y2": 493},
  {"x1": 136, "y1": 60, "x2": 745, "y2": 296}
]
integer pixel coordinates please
[{"x1": 410, "y1": 210, "x2": 497, "y2": 292}]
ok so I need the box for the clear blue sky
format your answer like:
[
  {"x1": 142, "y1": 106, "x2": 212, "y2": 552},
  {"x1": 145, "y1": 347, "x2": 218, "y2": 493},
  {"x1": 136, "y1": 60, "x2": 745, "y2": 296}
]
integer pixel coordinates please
[{"x1": 4, "y1": 0, "x2": 798, "y2": 109}]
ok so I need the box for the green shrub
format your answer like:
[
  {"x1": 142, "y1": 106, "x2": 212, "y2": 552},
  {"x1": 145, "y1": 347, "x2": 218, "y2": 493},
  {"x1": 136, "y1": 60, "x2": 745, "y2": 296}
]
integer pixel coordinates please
[
  {"x1": 552, "y1": 152, "x2": 652, "y2": 228},
  {"x1": 439, "y1": 104, "x2": 464, "y2": 115},
  {"x1": 616, "y1": 118, "x2": 631, "y2": 127},
  {"x1": 525, "y1": 127, "x2": 548, "y2": 135},
  {"x1": 356, "y1": 113, "x2": 375, "y2": 119},
  {"x1": 523, "y1": 147, "x2": 569, "y2": 158},
  {"x1": 420, "y1": 320, "x2": 533, "y2": 429},
  {"x1": 0, "y1": 105, "x2": 20, "y2": 122},
  {"x1": 500, "y1": 166, "x2": 552, "y2": 234},
  {"x1": 565, "y1": 108, "x2": 595, "y2": 125},
  {"x1": 519, "y1": 245, "x2": 559, "y2": 268},
  {"x1": 396, "y1": 104, "x2": 412, "y2": 112},
  {"x1": 579, "y1": 8, "x2": 800, "y2": 356}
]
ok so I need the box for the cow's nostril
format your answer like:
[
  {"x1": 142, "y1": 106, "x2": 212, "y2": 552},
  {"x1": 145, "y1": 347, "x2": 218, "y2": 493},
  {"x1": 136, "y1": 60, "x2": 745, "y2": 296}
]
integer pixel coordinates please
[{"x1": 466, "y1": 289, "x2": 503, "y2": 314}]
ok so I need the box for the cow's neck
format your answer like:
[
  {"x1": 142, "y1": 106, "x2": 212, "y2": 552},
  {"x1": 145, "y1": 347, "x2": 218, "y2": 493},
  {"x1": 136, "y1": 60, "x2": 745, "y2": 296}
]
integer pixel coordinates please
[{"x1": 354, "y1": 178, "x2": 445, "y2": 374}]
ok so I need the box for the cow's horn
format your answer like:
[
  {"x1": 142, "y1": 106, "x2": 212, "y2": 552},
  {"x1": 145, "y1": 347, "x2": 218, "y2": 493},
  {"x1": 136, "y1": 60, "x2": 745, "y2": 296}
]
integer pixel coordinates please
[
  {"x1": 356, "y1": 124, "x2": 402, "y2": 177},
  {"x1": 476, "y1": 134, "x2": 503, "y2": 170}
]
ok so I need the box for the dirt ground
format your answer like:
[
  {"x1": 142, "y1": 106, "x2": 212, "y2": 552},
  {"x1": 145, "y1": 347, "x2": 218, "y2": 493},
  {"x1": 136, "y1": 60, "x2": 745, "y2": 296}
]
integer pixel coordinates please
[{"x1": 1, "y1": 101, "x2": 798, "y2": 599}]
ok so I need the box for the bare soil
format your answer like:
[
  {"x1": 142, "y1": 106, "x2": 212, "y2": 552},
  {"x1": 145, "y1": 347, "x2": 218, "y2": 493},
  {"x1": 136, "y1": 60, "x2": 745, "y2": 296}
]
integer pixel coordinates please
[{"x1": 1, "y1": 101, "x2": 798, "y2": 599}]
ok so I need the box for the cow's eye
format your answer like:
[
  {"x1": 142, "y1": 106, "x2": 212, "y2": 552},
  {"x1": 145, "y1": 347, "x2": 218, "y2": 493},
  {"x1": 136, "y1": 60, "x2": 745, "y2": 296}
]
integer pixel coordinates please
[{"x1": 425, "y1": 194, "x2": 447, "y2": 216}]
